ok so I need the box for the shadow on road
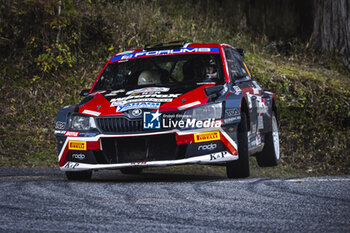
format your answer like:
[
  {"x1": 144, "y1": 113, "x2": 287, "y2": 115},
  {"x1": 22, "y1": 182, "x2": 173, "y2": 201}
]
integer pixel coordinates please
[
  {"x1": 0, "y1": 168, "x2": 227, "y2": 183},
  {"x1": 91, "y1": 170, "x2": 226, "y2": 183}
]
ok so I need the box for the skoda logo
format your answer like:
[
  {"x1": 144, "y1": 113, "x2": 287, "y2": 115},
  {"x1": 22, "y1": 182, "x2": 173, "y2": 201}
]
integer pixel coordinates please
[{"x1": 131, "y1": 109, "x2": 142, "y2": 117}]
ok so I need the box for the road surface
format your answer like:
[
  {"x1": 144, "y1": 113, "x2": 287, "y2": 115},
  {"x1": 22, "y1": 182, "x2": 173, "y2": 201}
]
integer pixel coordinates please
[{"x1": 0, "y1": 168, "x2": 349, "y2": 232}]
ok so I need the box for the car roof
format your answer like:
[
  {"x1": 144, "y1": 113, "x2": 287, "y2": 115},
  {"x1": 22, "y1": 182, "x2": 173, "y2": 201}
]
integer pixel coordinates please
[
  {"x1": 109, "y1": 42, "x2": 232, "y2": 63},
  {"x1": 138, "y1": 42, "x2": 226, "y2": 52}
]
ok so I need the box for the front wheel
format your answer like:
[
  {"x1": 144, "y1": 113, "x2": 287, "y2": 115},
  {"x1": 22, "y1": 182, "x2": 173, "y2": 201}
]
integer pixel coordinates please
[
  {"x1": 256, "y1": 112, "x2": 280, "y2": 167},
  {"x1": 65, "y1": 170, "x2": 92, "y2": 181},
  {"x1": 226, "y1": 112, "x2": 250, "y2": 178}
]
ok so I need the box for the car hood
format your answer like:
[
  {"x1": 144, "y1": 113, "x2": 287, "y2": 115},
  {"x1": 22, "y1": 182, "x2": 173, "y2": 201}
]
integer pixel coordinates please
[{"x1": 77, "y1": 84, "x2": 215, "y2": 117}]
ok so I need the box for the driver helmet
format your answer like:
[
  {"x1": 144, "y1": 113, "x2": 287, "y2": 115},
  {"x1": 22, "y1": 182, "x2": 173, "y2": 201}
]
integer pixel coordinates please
[
  {"x1": 138, "y1": 70, "x2": 161, "y2": 85},
  {"x1": 204, "y1": 58, "x2": 218, "y2": 79}
]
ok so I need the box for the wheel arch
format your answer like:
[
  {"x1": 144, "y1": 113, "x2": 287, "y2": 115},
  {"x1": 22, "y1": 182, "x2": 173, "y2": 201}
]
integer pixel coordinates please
[
  {"x1": 271, "y1": 96, "x2": 278, "y2": 124},
  {"x1": 240, "y1": 97, "x2": 250, "y2": 131}
]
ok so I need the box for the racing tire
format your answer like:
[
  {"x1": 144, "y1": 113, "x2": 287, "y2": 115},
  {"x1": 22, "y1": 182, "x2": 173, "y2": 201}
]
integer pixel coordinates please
[
  {"x1": 65, "y1": 170, "x2": 92, "y2": 181},
  {"x1": 256, "y1": 112, "x2": 280, "y2": 167},
  {"x1": 226, "y1": 112, "x2": 250, "y2": 178},
  {"x1": 120, "y1": 167, "x2": 143, "y2": 175}
]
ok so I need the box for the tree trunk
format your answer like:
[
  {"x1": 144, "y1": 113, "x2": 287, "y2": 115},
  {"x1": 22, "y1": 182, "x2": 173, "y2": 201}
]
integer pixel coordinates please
[
  {"x1": 55, "y1": 0, "x2": 62, "y2": 47},
  {"x1": 311, "y1": 0, "x2": 350, "y2": 70}
]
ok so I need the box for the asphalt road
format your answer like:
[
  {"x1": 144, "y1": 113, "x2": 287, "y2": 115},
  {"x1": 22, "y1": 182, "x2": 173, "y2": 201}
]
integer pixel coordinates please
[{"x1": 0, "y1": 168, "x2": 349, "y2": 232}]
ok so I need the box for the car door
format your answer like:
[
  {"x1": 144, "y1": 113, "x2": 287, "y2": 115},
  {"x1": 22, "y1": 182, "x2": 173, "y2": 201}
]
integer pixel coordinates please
[{"x1": 224, "y1": 47, "x2": 264, "y2": 149}]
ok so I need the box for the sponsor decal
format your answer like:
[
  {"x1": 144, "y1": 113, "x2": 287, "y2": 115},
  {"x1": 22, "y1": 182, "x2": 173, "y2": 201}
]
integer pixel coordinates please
[
  {"x1": 126, "y1": 87, "x2": 170, "y2": 95},
  {"x1": 251, "y1": 123, "x2": 257, "y2": 134},
  {"x1": 117, "y1": 50, "x2": 133, "y2": 55},
  {"x1": 224, "y1": 116, "x2": 241, "y2": 124},
  {"x1": 111, "y1": 47, "x2": 220, "y2": 62},
  {"x1": 143, "y1": 110, "x2": 161, "y2": 129},
  {"x1": 198, "y1": 143, "x2": 217, "y2": 151},
  {"x1": 249, "y1": 134, "x2": 261, "y2": 147},
  {"x1": 257, "y1": 98, "x2": 267, "y2": 114},
  {"x1": 256, "y1": 135, "x2": 261, "y2": 145},
  {"x1": 194, "y1": 131, "x2": 220, "y2": 143},
  {"x1": 111, "y1": 97, "x2": 175, "y2": 107},
  {"x1": 82, "y1": 109, "x2": 101, "y2": 116},
  {"x1": 210, "y1": 151, "x2": 228, "y2": 161},
  {"x1": 258, "y1": 115, "x2": 264, "y2": 129},
  {"x1": 54, "y1": 130, "x2": 66, "y2": 135},
  {"x1": 72, "y1": 153, "x2": 85, "y2": 160},
  {"x1": 110, "y1": 93, "x2": 180, "y2": 107},
  {"x1": 131, "y1": 109, "x2": 142, "y2": 117},
  {"x1": 68, "y1": 141, "x2": 87, "y2": 150},
  {"x1": 64, "y1": 131, "x2": 80, "y2": 137},
  {"x1": 130, "y1": 162, "x2": 147, "y2": 165},
  {"x1": 117, "y1": 102, "x2": 160, "y2": 112},
  {"x1": 105, "y1": 89, "x2": 125, "y2": 96},
  {"x1": 233, "y1": 86, "x2": 241, "y2": 93},
  {"x1": 196, "y1": 82, "x2": 216, "y2": 85},
  {"x1": 64, "y1": 162, "x2": 79, "y2": 169},
  {"x1": 252, "y1": 87, "x2": 260, "y2": 94},
  {"x1": 178, "y1": 101, "x2": 201, "y2": 111},
  {"x1": 225, "y1": 108, "x2": 240, "y2": 116},
  {"x1": 55, "y1": 121, "x2": 66, "y2": 129}
]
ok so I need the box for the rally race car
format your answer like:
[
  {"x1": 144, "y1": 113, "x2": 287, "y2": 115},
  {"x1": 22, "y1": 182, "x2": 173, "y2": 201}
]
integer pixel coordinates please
[{"x1": 54, "y1": 41, "x2": 280, "y2": 180}]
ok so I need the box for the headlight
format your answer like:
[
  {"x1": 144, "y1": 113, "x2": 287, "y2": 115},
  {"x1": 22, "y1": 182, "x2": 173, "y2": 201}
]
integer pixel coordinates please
[
  {"x1": 69, "y1": 114, "x2": 96, "y2": 131},
  {"x1": 183, "y1": 103, "x2": 222, "y2": 121}
]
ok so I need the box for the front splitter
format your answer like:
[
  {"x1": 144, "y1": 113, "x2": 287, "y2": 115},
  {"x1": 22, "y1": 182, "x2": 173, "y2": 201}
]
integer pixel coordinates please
[{"x1": 60, "y1": 151, "x2": 238, "y2": 171}]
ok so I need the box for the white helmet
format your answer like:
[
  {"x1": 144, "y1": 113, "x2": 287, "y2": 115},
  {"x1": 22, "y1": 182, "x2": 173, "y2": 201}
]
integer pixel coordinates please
[
  {"x1": 138, "y1": 70, "x2": 161, "y2": 85},
  {"x1": 205, "y1": 58, "x2": 218, "y2": 79}
]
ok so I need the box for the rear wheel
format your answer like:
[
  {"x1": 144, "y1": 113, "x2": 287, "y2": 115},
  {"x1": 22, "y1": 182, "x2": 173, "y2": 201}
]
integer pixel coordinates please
[
  {"x1": 226, "y1": 112, "x2": 250, "y2": 178},
  {"x1": 256, "y1": 112, "x2": 280, "y2": 167},
  {"x1": 65, "y1": 170, "x2": 92, "y2": 181},
  {"x1": 120, "y1": 167, "x2": 143, "y2": 175}
]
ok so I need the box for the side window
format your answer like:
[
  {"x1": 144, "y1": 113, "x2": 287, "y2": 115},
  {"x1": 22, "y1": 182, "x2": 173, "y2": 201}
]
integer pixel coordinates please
[
  {"x1": 230, "y1": 49, "x2": 251, "y2": 80},
  {"x1": 225, "y1": 48, "x2": 239, "y2": 82},
  {"x1": 224, "y1": 47, "x2": 248, "y2": 82}
]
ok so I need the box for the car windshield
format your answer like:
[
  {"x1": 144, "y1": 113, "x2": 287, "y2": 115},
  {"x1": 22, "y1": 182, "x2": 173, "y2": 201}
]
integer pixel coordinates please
[{"x1": 92, "y1": 53, "x2": 224, "y2": 92}]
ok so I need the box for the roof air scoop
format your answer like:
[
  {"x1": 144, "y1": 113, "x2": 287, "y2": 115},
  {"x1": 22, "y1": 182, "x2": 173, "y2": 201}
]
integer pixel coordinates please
[{"x1": 143, "y1": 40, "x2": 190, "y2": 51}]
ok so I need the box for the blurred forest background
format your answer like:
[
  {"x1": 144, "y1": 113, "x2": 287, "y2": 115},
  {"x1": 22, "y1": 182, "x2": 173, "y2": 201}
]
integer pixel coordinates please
[{"x1": 0, "y1": 0, "x2": 349, "y2": 175}]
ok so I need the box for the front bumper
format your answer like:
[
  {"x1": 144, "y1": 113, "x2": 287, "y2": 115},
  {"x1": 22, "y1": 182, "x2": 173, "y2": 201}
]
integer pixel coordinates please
[
  {"x1": 57, "y1": 128, "x2": 239, "y2": 171},
  {"x1": 61, "y1": 151, "x2": 236, "y2": 171}
]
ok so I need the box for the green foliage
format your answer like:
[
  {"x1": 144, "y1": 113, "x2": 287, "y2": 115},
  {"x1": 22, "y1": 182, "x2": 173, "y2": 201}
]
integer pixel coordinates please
[
  {"x1": 35, "y1": 43, "x2": 77, "y2": 72},
  {"x1": 0, "y1": 0, "x2": 349, "y2": 175},
  {"x1": 245, "y1": 49, "x2": 350, "y2": 174}
]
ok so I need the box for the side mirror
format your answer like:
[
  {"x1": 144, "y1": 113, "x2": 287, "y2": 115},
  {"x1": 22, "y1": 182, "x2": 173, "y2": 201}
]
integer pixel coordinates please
[
  {"x1": 204, "y1": 85, "x2": 224, "y2": 99},
  {"x1": 236, "y1": 48, "x2": 245, "y2": 58},
  {"x1": 234, "y1": 75, "x2": 251, "y2": 84},
  {"x1": 79, "y1": 89, "x2": 90, "y2": 96}
]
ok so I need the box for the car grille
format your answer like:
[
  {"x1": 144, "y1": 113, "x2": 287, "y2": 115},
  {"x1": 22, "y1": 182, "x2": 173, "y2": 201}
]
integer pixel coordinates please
[
  {"x1": 96, "y1": 117, "x2": 143, "y2": 133},
  {"x1": 96, "y1": 112, "x2": 178, "y2": 133},
  {"x1": 98, "y1": 134, "x2": 186, "y2": 163}
]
